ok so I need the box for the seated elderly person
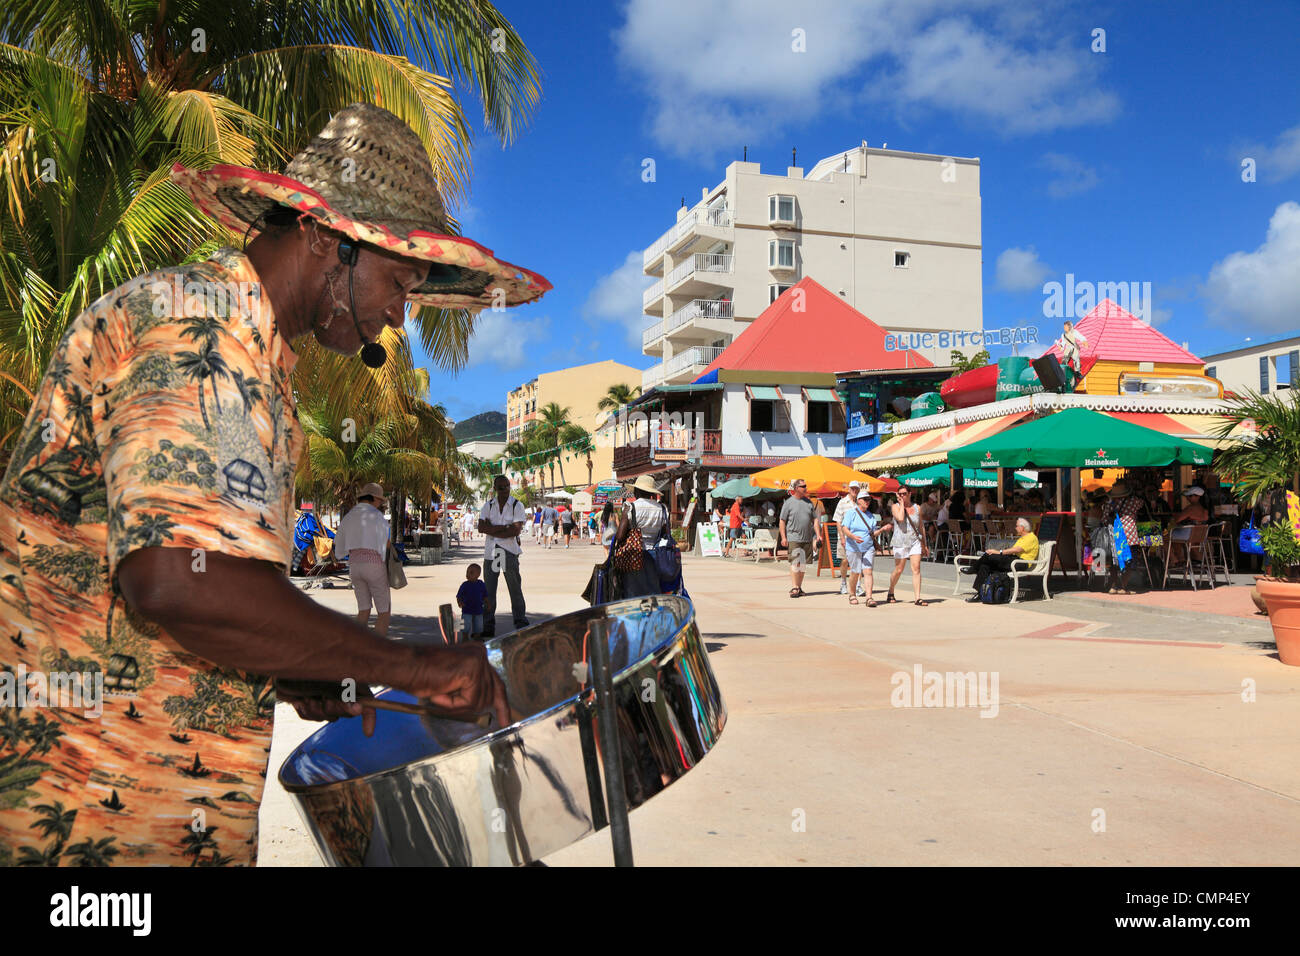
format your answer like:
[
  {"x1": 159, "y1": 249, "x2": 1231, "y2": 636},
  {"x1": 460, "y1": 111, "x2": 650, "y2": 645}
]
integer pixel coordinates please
[
  {"x1": 1167, "y1": 484, "x2": 1210, "y2": 561},
  {"x1": 964, "y1": 517, "x2": 1040, "y2": 602}
]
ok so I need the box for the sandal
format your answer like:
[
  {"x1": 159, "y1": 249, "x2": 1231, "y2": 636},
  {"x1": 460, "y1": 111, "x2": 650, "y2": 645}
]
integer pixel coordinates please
[
  {"x1": 915, "y1": 599, "x2": 929, "y2": 607},
  {"x1": 849, "y1": 597, "x2": 860, "y2": 605},
  {"x1": 789, "y1": 587, "x2": 800, "y2": 598},
  {"x1": 886, "y1": 592, "x2": 897, "y2": 603},
  {"x1": 865, "y1": 599, "x2": 878, "y2": 608}
]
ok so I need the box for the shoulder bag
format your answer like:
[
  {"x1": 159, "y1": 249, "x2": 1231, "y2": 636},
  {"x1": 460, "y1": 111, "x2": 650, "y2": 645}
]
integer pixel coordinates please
[
  {"x1": 386, "y1": 543, "x2": 408, "y2": 589},
  {"x1": 612, "y1": 502, "x2": 644, "y2": 571},
  {"x1": 651, "y1": 503, "x2": 682, "y2": 587},
  {"x1": 1239, "y1": 514, "x2": 1265, "y2": 555}
]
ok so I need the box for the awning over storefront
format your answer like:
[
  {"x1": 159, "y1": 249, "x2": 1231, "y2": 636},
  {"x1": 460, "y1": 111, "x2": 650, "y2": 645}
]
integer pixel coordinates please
[
  {"x1": 853, "y1": 411, "x2": 1031, "y2": 471},
  {"x1": 1100, "y1": 411, "x2": 1254, "y2": 448}
]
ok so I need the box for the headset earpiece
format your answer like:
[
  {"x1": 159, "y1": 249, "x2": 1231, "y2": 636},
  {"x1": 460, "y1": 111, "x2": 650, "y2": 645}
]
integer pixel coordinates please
[{"x1": 338, "y1": 240, "x2": 359, "y2": 266}]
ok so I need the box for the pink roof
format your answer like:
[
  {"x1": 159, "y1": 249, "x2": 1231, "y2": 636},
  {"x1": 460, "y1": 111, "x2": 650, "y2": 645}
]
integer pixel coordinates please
[
  {"x1": 696, "y1": 277, "x2": 930, "y2": 379},
  {"x1": 1047, "y1": 299, "x2": 1202, "y2": 366}
]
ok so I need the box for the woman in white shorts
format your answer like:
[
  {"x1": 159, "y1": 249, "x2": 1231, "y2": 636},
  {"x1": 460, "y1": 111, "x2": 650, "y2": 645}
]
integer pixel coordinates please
[
  {"x1": 888, "y1": 486, "x2": 929, "y2": 606},
  {"x1": 334, "y1": 482, "x2": 393, "y2": 636}
]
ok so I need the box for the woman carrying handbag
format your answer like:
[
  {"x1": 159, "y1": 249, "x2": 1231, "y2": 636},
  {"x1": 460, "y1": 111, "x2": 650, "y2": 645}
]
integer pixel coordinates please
[{"x1": 602, "y1": 475, "x2": 686, "y2": 602}]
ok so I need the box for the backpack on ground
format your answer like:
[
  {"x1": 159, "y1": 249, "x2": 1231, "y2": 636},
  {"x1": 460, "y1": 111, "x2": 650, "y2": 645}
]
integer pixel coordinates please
[{"x1": 979, "y1": 571, "x2": 1012, "y2": 604}]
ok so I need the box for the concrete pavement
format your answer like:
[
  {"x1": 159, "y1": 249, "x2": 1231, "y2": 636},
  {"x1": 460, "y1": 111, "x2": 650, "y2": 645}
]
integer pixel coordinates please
[{"x1": 258, "y1": 535, "x2": 1300, "y2": 866}]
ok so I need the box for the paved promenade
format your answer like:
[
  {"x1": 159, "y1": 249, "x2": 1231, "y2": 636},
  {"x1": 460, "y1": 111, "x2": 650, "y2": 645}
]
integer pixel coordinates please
[{"x1": 259, "y1": 535, "x2": 1300, "y2": 866}]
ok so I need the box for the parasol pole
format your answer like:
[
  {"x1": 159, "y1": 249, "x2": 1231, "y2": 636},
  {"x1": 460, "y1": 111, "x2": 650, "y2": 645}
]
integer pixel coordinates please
[
  {"x1": 1072, "y1": 466, "x2": 1084, "y2": 585},
  {"x1": 588, "y1": 616, "x2": 634, "y2": 866}
]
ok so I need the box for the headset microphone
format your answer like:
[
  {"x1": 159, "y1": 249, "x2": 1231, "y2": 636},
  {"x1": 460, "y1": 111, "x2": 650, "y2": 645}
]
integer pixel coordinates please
[{"x1": 337, "y1": 240, "x2": 387, "y2": 369}]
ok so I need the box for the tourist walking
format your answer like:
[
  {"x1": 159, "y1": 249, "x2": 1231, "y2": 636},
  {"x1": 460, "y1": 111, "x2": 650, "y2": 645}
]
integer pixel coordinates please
[
  {"x1": 540, "y1": 502, "x2": 559, "y2": 549},
  {"x1": 561, "y1": 504, "x2": 576, "y2": 548},
  {"x1": 779, "y1": 479, "x2": 819, "y2": 598},
  {"x1": 726, "y1": 497, "x2": 744, "y2": 557},
  {"x1": 530, "y1": 505, "x2": 542, "y2": 542},
  {"x1": 336, "y1": 483, "x2": 395, "y2": 637},
  {"x1": 1100, "y1": 480, "x2": 1148, "y2": 594},
  {"x1": 887, "y1": 485, "x2": 929, "y2": 606},
  {"x1": 610, "y1": 475, "x2": 677, "y2": 598},
  {"x1": 600, "y1": 501, "x2": 618, "y2": 548},
  {"x1": 841, "y1": 490, "x2": 889, "y2": 606},
  {"x1": 477, "y1": 474, "x2": 529, "y2": 637},
  {"x1": 833, "y1": 481, "x2": 866, "y2": 596}
]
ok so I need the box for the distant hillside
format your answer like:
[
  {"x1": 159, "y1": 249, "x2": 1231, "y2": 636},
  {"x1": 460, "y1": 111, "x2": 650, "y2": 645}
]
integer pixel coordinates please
[{"x1": 454, "y1": 411, "x2": 507, "y2": 444}]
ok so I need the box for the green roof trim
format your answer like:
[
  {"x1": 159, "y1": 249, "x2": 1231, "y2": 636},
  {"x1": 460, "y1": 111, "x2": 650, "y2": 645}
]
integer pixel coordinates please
[
  {"x1": 748, "y1": 385, "x2": 781, "y2": 400},
  {"x1": 805, "y1": 387, "x2": 837, "y2": 402},
  {"x1": 655, "y1": 383, "x2": 723, "y2": 392}
]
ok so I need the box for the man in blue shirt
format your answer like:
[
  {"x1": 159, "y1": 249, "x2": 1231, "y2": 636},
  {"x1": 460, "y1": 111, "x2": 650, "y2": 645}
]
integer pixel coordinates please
[{"x1": 840, "y1": 490, "x2": 891, "y2": 607}]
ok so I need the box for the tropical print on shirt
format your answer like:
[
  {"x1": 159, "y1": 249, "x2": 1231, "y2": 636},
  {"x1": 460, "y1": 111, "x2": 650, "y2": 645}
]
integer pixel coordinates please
[{"x1": 0, "y1": 247, "x2": 301, "y2": 866}]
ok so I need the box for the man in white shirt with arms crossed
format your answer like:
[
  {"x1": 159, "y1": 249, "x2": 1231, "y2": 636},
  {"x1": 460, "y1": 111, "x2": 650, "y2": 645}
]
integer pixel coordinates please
[{"x1": 478, "y1": 474, "x2": 529, "y2": 639}]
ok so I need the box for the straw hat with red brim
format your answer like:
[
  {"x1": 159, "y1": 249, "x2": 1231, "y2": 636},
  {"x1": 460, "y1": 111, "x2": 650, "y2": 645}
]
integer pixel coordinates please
[{"x1": 170, "y1": 103, "x2": 551, "y2": 310}]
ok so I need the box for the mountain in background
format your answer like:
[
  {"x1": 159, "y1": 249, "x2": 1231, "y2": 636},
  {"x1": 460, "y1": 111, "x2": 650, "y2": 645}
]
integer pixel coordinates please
[{"x1": 454, "y1": 411, "x2": 507, "y2": 444}]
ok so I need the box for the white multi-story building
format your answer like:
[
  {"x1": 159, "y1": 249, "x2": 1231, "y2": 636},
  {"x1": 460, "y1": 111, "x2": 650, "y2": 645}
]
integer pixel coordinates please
[
  {"x1": 640, "y1": 144, "x2": 982, "y2": 389},
  {"x1": 1201, "y1": 335, "x2": 1300, "y2": 396}
]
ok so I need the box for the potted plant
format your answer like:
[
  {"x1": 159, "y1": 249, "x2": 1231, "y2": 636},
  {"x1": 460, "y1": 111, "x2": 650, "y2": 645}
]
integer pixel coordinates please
[{"x1": 1214, "y1": 390, "x2": 1300, "y2": 665}]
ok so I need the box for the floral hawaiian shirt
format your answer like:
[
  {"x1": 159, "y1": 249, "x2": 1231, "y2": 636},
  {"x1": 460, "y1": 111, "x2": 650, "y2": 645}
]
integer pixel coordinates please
[{"x1": 0, "y1": 248, "x2": 301, "y2": 866}]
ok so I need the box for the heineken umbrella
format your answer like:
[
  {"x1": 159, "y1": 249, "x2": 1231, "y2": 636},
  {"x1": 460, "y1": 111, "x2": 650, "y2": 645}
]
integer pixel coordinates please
[
  {"x1": 712, "y1": 476, "x2": 767, "y2": 499},
  {"x1": 949, "y1": 408, "x2": 1212, "y2": 583},
  {"x1": 898, "y1": 464, "x2": 1039, "y2": 489},
  {"x1": 948, "y1": 408, "x2": 1212, "y2": 471}
]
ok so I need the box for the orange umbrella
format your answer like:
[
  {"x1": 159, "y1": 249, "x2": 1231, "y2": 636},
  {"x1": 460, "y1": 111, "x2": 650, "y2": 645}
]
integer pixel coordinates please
[{"x1": 749, "y1": 455, "x2": 885, "y2": 495}]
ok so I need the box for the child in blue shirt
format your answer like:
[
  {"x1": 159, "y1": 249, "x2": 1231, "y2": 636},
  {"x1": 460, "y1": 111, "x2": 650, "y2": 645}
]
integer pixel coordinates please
[{"x1": 456, "y1": 563, "x2": 489, "y2": 640}]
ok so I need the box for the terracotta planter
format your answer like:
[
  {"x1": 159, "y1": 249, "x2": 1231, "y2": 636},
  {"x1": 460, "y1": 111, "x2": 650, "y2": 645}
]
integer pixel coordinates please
[{"x1": 1256, "y1": 577, "x2": 1300, "y2": 665}]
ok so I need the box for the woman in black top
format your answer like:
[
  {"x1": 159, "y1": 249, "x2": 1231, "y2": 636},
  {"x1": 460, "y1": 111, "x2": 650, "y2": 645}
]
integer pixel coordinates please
[{"x1": 948, "y1": 490, "x2": 967, "y2": 522}]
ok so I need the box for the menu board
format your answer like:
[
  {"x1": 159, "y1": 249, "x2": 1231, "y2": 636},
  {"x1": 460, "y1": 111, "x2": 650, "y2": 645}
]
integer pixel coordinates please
[
  {"x1": 1038, "y1": 511, "x2": 1078, "y2": 572},
  {"x1": 818, "y1": 522, "x2": 841, "y2": 576}
]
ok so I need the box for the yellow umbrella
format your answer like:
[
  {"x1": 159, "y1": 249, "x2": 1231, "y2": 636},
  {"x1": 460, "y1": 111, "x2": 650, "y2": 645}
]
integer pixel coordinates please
[{"x1": 749, "y1": 455, "x2": 884, "y2": 495}]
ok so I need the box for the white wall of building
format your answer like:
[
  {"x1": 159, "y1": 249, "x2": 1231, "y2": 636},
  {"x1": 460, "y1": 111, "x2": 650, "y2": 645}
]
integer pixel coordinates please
[
  {"x1": 1203, "y1": 336, "x2": 1300, "y2": 395},
  {"x1": 719, "y1": 383, "x2": 846, "y2": 458},
  {"x1": 642, "y1": 145, "x2": 982, "y2": 384}
]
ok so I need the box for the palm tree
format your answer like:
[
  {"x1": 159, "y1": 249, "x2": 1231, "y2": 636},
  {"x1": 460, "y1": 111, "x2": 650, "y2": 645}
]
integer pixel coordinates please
[
  {"x1": 229, "y1": 368, "x2": 264, "y2": 414},
  {"x1": 597, "y1": 382, "x2": 640, "y2": 445},
  {"x1": 0, "y1": 0, "x2": 542, "y2": 466},
  {"x1": 174, "y1": 341, "x2": 231, "y2": 429},
  {"x1": 1213, "y1": 390, "x2": 1300, "y2": 506},
  {"x1": 64, "y1": 835, "x2": 120, "y2": 866},
  {"x1": 29, "y1": 801, "x2": 76, "y2": 848},
  {"x1": 535, "y1": 402, "x2": 574, "y2": 486}
]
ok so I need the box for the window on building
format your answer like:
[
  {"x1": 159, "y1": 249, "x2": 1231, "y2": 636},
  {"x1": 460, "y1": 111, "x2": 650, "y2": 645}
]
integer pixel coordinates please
[
  {"x1": 1205, "y1": 365, "x2": 1216, "y2": 380},
  {"x1": 769, "y1": 283, "x2": 793, "y2": 303},
  {"x1": 1291, "y1": 351, "x2": 1299, "y2": 389},
  {"x1": 1261, "y1": 356, "x2": 1270, "y2": 392},
  {"x1": 802, "y1": 387, "x2": 848, "y2": 433},
  {"x1": 894, "y1": 251, "x2": 910, "y2": 268},
  {"x1": 768, "y1": 194, "x2": 795, "y2": 223},
  {"x1": 769, "y1": 239, "x2": 795, "y2": 268},
  {"x1": 746, "y1": 385, "x2": 791, "y2": 432}
]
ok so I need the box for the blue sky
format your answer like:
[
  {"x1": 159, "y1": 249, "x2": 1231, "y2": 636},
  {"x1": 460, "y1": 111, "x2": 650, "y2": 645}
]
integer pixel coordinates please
[{"x1": 419, "y1": 0, "x2": 1300, "y2": 424}]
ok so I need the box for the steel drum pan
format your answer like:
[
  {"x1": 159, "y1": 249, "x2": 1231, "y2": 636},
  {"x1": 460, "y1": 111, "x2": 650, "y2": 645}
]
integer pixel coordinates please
[{"x1": 280, "y1": 596, "x2": 725, "y2": 866}]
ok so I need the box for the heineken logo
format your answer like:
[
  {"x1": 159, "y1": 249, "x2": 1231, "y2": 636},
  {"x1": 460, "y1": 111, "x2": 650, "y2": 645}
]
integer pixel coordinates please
[
  {"x1": 1084, "y1": 453, "x2": 1119, "y2": 466},
  {"x1": 982, "y1": 452, "x2": 999, "y2": 468}
]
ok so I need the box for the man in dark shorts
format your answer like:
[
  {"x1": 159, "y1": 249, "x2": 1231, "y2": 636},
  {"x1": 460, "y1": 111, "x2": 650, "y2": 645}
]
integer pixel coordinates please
[{"x1": 779, "y1": 479, "x2": 818, "y2": 597}]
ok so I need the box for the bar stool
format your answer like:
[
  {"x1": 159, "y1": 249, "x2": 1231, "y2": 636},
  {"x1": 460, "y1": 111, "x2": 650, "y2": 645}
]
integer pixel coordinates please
[
  {"x1": 1206, "y1": 521, "x2": 1233, "y2": 586},
  {"x1": 1163, "y1": 524, "x2": 1213, "y2": 590}
]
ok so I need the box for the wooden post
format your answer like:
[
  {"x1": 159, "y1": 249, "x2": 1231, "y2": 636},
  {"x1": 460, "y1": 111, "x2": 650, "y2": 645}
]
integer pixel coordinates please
[
  {"x1": 1055, "y1": 469, "x2": 1064, "y2": 512},
  {"x1": 1071, "y1": 467, "x2": 1084, "y2": 584},
  {"x1": 996, "y1": 468, "x2": 1005, "y2": 510}
]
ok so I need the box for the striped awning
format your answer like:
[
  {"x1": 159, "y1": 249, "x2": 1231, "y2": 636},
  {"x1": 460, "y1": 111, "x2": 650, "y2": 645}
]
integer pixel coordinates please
[
  {"x1": 854, "y1": 411, "x2": 1031, "y2": 471},
  {"x1": 1102, "y1": 412, "x2": 1255, "y2": 449}
]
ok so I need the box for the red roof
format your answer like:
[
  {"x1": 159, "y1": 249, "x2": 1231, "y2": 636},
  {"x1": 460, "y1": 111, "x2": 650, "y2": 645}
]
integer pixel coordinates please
[
  {"x1": 696, "y1": 277, "x2": 930, "y2": 379},
  {"x1": 1047, "y1": 299, "x2": 1202, "y2": 366}
]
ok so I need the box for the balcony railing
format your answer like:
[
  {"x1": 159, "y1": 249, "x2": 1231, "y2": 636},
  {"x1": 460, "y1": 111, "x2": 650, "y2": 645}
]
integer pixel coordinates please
[
  {"x1": 642, "y1": 319, "x2": 665, "y2": 349},
  {"x1": 643, "y1": 206, "x2": 733, "y2": 269},
  {"x1": 664, "y1": 345, "x2": 725, "y2": 379},
  {"x1": 667, "y1": 253, "x2": 733, "y2": 290},
  {"x1": 667, "y1": 298, "x2": 733, "y2": 336},
  {"x1": 614, "y1": 428, "x2": 722, "y2": 473},
  {"x1": 642, "y1": 277, "x2": 665, "y2": 310},
  {"x1": 642, "y1": 363, "x2": 665, "y2": 390}
]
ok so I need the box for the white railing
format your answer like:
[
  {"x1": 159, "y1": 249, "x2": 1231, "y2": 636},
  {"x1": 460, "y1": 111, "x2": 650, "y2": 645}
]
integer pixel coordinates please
[
  {"x1": 665, "y1": 298, "x2": 734, "y2": 337},
  {"x1": 642, "y1": 277, "x2": 665, "y2": 309},
  {"x1": 667, "y1": 253, "x2": 733, "y2": 289},
  {"x1": 643, "y1": 206, "x2": 733, "y2": 268},
  {"x1": 642, "y1": 319, "x2": 665, "y2": 348},
  {"x1": 642, "y1": 363, "x2": 665, "y2": 390},
  {"x1": 663, "y1": 345, "x2": 725, "y2": 378}
]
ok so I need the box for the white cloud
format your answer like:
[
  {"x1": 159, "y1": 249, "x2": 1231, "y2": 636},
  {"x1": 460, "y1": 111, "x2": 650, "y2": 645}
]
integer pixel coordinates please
[
  {"x1": 996, "y1": 246, "x2": 1052, "y2": 291},
  {"x1": 1203, "y1": 201, "x2": 1300, "y2": 331},
  {"x1": 582, "y1": 250, "x2": 656, "y2": 347},
  {"x1": 615, "y1": 0, "x2": 1120, "y2": 160},
  {"x1": 1041, "y1": 152, "x2": 1100, "y2": 198},
  {"x1": 1237, "y1": 123, "x2": 1300, "y2": 183},
  {"x1": 465, "y1": 310, "x2": 551, "y2": 369}
]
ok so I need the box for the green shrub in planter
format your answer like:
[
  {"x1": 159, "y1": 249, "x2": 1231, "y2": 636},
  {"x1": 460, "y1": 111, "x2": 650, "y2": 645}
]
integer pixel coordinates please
[{"x1": 1261, "y1": 520, "x2": 1300, "y2": 582}]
